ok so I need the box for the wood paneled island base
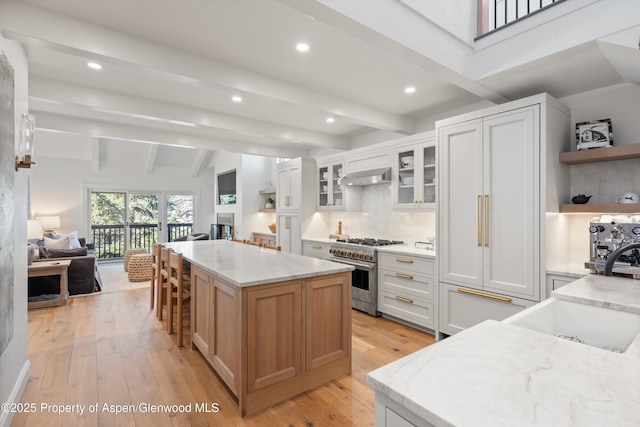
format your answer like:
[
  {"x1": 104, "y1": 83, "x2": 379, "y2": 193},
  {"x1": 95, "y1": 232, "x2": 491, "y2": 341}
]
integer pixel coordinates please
[
  {"x1": 168, "y1": 240, "x2": 354, "y2": 417},
  {"x1": 192, "y1": 267, "x2": 352, "y2": 416}
]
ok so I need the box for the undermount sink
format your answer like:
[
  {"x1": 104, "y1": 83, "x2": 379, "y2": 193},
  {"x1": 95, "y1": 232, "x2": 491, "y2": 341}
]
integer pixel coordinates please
[{"x1": 504, "y1": 298, "x2": 640, "y2": 353}]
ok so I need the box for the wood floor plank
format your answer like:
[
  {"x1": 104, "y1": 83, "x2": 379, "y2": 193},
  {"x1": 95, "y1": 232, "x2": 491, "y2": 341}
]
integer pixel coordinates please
[{"x1": 15, "y1": 287, "x2": 435, "y2": 426}]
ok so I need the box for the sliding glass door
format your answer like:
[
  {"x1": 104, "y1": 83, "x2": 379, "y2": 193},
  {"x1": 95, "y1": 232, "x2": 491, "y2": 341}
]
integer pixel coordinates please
[{"x1": 89, "y1": 190, "x2": 194, "y2": 260}]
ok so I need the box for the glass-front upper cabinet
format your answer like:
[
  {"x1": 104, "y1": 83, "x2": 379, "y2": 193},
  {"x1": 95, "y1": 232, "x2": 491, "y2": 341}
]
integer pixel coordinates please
[
  {"x1": 393, "y1": 137, "x2": 436, "y2": 210},
  {"x1": 317, "y1": 161, "x2": 344, "y2": 210}
]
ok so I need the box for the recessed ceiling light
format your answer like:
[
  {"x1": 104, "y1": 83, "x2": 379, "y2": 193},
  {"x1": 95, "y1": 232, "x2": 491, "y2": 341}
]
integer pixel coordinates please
[
  {"x1": 404, "y1": 86, "x2": 416, "y2": 94},
  {"x1": 87, "y1": 62, "x2": 102, "y2": 70},
  {"x1": 296, "y1": 43, "x2": 310, "y2": 52},
  {"x1": 232, "y1": 96, "x2": 242, "y2": 103},
  {"x1": 326, "y1": 117, "x2": 335, "y2": 124}
]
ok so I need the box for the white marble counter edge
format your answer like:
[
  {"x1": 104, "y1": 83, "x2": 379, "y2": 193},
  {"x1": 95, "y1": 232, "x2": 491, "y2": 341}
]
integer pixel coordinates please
[
  {"x1": 552, "y1": 275, "x2": 640, "y2": 315},
  {"x1": 546, "y1": 263, "x2": 590, "y2": 278},
  {"x1": 186, "y1": 257, "x2": 353, "y2": 288},
  {"x1": 375, "y1": 245, "x2": 436, "y2": 258}
]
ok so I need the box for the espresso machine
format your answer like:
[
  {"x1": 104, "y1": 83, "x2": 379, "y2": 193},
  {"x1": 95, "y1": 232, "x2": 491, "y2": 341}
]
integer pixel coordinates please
[{"x1": 585, "y1": 219, "x2": 640, "y2": 276}]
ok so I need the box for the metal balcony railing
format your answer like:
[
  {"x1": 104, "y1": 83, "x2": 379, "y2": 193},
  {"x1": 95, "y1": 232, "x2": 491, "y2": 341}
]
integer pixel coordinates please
[
  {"x1": 477, "y1": 0, "x2": 564, "y2": 38},
  {"x1": 91, "y1": 223, "x2": 193, "y2": 260}
]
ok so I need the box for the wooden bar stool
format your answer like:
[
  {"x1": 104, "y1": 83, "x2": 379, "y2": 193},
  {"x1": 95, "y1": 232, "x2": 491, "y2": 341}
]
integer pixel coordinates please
[
  {"x1": 149, "y1": 243, "x2": 163, "y2": 309},
  {"x1": 167, "y1": 251, "x2": 190, "y2": 347},
  {"x1": 156, "y1": 247, "x2": 173, "y2": 321},
  {"x1": 246, "y1": 240, "x2": 263, "y2": 247},
  {"x1": 263, "y1": 244, "x2": 281, "y2": 251},
  {"x1": 232, "y1": 237, "x2": 246, "y2": 243}
]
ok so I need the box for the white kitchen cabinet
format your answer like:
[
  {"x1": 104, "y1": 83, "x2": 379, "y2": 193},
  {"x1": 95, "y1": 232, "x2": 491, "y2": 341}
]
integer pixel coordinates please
[
  {"x1": 438, "y1": 282, "x2": 533, "y2": 336},
  {"x1": 375, "y1": 393, "x2": 435, "y2": 427},
  {"x1": 317, "y1": 160, "x2": 344, "y2": 210},
  {"x1": 546, "y1": 273, "x2": 580, "y2": 296},
  {"x1": 392, "y1": 137, "x2": 436, "y2": 210},
  {"x1": 345, "y1": 146, "x2": 391, "y2": 172},
  {"x1": 437, "y1": 93, "x2": 570, "y2": 335},
  {"x1": 276, "y1": 157, "x2": 315, "y2": 254},
  {"x1": 302, "y1": 240, "x2": 331, "y2": 259},
  {"x1": 276, "y1": 158, "x2": 303, "y2": 212},
  {"x1": 439, "y1": 107, "x2": 539, "y2": 299},
  {"x1": 378, "y1": 252, "x2": 436, "y2": 330},
  {"x1": 277, "y1": 213, "x2": 301, "y2": 254}
]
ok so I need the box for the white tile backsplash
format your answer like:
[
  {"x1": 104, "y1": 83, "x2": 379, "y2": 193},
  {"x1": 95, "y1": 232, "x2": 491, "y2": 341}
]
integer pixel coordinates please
[{"x1": 326, "y1": 184, "x2": 436, "y2": 246}]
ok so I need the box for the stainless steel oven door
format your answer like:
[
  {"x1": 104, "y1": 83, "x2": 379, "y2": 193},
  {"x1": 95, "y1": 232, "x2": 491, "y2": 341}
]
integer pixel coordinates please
[{"x1": 329, "y1": 257, "x2": 378, "y2": 315}]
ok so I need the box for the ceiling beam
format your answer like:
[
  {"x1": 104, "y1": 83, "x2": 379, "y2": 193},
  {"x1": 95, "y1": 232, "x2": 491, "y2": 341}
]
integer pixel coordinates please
[
  {"x1": 31, "y1": 110, "x2": 311, "y2": 159},
  {"x1": 91, "y1": 137, "x2": 100, "y2": 172},
  {"x1": 28, "y1": 78, "x2": 349, "y2": 149},
  {"x1": 0, "y1": 0, "x2": 415, "y2": 133},
  {"x1": 190, "y1": 149, "x2": 209, "y2": 178},
  {"x1": 145, "y1": 144, "x2": 158, "y2": 175}
]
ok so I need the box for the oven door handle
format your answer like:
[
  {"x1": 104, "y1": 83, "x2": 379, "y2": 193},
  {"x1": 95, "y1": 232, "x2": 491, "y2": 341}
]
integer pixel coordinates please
[{"x1": 327, "y1": 256, "x2": 374, "y2": 271}]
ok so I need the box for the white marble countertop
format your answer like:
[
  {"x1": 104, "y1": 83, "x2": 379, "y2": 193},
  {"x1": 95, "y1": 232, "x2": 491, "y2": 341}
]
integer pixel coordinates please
[
  {"x1": 368, "y1": 275, "x2": 640, "y2": 426},
  {"x1": 368, "y1": 319, "x2": 640, "y2": 426},
  {"x1": 376, "y1": 244, "x2": 436, "y2": 258},
  {"x1": 546, "y1": 263, "x2": 590, "y2": 278},
  {"x1": 165, "y1": 240, "x2": 353, "y2": 287},
  {"x1": 553, "y1": 274, "x2": 640, "y2": 315}
]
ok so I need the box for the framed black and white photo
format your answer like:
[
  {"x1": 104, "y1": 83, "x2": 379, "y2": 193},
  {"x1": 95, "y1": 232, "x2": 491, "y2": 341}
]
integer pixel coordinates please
[{"x1": 576, "y1": 119, "x2": 613, "y2": 151}]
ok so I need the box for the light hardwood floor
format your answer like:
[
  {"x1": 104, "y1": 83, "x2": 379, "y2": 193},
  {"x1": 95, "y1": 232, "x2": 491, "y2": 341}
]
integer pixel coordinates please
[{"x1": 13, "y1": 288, "x2": 435, "y2": 426}]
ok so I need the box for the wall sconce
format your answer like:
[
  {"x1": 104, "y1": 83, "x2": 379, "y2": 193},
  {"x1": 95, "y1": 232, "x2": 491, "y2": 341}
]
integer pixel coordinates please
[{"x1": 15, "y1": 113, "x2": 36, "y2": 171}]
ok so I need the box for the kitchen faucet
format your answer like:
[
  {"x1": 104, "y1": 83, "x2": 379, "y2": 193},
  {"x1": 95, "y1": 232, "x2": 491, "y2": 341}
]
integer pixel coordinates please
[{"x1": 603, "y1": 242, "x2": 640, "y2": 276}]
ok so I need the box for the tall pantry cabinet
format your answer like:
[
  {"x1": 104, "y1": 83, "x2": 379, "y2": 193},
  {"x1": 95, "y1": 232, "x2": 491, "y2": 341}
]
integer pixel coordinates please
[
  {"x1": 276, "y1": 158, "x2": 315, "y2": 254},
  {"x1": 436, "y1": 93, "x2": 570, "y2": 337}
]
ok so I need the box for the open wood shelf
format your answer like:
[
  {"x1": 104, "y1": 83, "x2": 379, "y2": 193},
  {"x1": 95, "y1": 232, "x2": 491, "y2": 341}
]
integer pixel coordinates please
[
  {"x1": 560, "y1": 203, "x2": 640, "y2": 213},
  {"x1": 259, "y1": 189, "x2": 276, "y2": 195},
  {"x1": 559, "y1": 143, "x2": 640, "y2": 164},
  {"x1": 259, "y1": 208, "x2": 275, "y2": 213}
]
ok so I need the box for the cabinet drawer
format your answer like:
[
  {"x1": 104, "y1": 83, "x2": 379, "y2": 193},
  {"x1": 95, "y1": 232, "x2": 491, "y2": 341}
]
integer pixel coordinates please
[
  {"x1": 439, "y1": 282, "x2": 534, "y2": 336},
  {"x1": 379, "y1": 291, "x2": 434, "y2": 329},
  {"x1": 379, "y1": 269, "x2": 433, "y2": 300},
  {"x1": 302, "y1": 241, "x2": 330, "y2": 259},
  {"x1": 378, "y1": 253, "x2": 434, "y2": 276}
]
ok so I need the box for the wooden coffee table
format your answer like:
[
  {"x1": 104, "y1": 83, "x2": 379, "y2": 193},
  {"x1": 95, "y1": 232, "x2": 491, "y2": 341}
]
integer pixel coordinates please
[{"x1": 27, "y1": 260, "x2": 72, "y2": 309}]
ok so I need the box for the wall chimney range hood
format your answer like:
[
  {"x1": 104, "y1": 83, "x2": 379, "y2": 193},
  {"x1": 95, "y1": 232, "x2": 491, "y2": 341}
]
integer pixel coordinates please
[{"x1": 337, "y1": 167, "x2": 391, "y2": 186}]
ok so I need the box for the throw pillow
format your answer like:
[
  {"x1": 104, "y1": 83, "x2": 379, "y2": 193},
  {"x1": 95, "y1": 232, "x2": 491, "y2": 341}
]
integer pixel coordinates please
[
  {"x1": 46, "y1": 247, "x2": 88, "y2": 258},
  {"x1": 67, "y1": 231, "x2": 81, "y2": 249},
  {"x1": 44, "y1": 235, "x2": 71, "y2": 250}
]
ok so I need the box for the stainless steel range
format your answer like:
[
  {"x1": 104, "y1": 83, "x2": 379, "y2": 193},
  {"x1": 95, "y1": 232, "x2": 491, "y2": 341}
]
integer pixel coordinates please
[{"x1": 328, "y1": 238, "x2": 403, "y2": 316}]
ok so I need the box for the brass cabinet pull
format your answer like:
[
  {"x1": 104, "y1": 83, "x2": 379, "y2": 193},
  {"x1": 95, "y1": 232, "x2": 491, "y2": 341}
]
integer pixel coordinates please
[
  {"x1": 395, "y1": 272, "x2": 414, "y2": 280},
  {"x1": 395, "y1": 295, "x2": 414, "y2": 304},
  {"x1": 312, "y1": 245, "x2": 322, "y2": 249},
  {"x1": 457, "y1": 287, "x2": 512, "y2": 303},
  {"x1": 285, "y1": 195, "x2": 290, "y2": 206},
  {"x1": 477, "y1": 195, "x2": 483, "y2": 246},
  {"x1": 484, "y1": 195, "x2": 489, "y2": 247},
  {"x1": 395, "y1": 258, "x2": 413, "y2": 264}
]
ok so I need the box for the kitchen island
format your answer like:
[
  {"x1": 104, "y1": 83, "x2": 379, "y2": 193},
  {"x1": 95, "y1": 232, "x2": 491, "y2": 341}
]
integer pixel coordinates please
[
  {"x1": 367, "y1": 275, "x2": 640, "y2": 426},
  {"x1": 165, "y1": 240, "x2": 354, "y2": 416}
]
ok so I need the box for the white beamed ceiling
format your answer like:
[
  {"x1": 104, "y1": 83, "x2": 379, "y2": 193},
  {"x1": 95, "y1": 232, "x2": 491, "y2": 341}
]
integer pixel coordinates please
[{"x1": 1, "y1": 0, "x2": 639, "y2": 171}]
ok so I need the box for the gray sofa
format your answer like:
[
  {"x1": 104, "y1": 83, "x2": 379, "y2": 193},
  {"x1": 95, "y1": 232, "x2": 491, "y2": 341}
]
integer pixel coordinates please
[{"x1": 29, "y1": 238, "x2": 103, "y2": 296}]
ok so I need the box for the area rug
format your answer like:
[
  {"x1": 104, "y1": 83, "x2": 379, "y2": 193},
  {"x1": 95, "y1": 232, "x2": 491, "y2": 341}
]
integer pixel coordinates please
[{"x1": 95, "y1": 262, "x2": 151, "y2": 294}]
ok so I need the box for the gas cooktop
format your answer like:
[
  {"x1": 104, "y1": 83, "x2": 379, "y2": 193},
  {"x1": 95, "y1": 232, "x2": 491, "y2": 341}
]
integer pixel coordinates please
[{"x1": 335, "y1": 238, "x2": 404, "y2": 246}]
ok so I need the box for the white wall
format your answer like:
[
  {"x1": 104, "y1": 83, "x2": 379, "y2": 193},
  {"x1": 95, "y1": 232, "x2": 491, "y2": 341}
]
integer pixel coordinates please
[
  {"x1": 30, "y1": 138, "x2": 217, "y2": 239},
  {"x1": 0, "y1": 36, "x2": 30, "y2": 427},
  {"x1": 211, "y1": 151, "x2": 277, "y2": 240}
]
